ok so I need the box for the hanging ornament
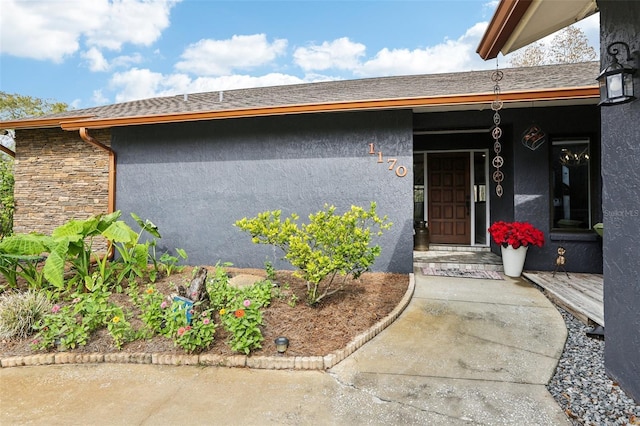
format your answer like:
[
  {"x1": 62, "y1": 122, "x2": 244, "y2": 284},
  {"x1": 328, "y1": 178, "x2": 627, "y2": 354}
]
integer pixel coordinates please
[
  {"x1": 521, "y1": 123, "x2": 546, "y2": 151},
  {"x1": 491, "y1": 65, "x2": 504, "y2": 197}
]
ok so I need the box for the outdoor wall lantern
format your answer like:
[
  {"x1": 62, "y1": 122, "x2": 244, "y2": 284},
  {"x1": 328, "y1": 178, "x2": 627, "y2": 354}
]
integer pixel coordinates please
[
  {"x1": 597, "y1": 41, "x2": 637, "y2": 106},
  {"x1": 274, "y1": 336, "x2": 289, "y2": 354}
]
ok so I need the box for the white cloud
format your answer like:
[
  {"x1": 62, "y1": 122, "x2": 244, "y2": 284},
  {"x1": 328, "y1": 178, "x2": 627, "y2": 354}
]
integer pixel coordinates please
[
  {"x1": 357, "y1": 22, "x2": 492, "y2": 77},
  {"x1": 102, "y1": 21, "x2": 498, "y2": 104},
  {"x1": 108, "y1": 68, "x2": 308, "y2": 103},
  {"x1": 0, "y1": 0, "x2": 180, "y2": 62},
  {"x1": 82, "y1": 48, "x2": 109, "y2": 72},
  {"x1": 85, "y1": 0, "x2": 181, "y2": 50},
  {"x1": 175, "y1": 34, "x2": 288, "y2": 76},
  {"x1": 0, "y1": 0, "x2": 85, "y2": 62},
  {"x1": 111, "y1": 53, "x2": 144, "y2": 69},
  {"x1": 293, "y1": 37, "x2": 366, "y2": 71},
  {"x1": 82, "y1": 49, "x2": 144, "y2": 73},
  {"x1": 110, "y1": 68, "x2": 167, "y2": 103},
  {"x1": 91, "y1": 90, "x2": 110, "y2": 106}
]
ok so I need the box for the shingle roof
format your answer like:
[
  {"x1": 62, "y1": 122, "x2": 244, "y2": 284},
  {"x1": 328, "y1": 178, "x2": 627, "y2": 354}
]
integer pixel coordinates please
[{"x1": 2, "y1": 61, "x2": 600, "y2": 129}]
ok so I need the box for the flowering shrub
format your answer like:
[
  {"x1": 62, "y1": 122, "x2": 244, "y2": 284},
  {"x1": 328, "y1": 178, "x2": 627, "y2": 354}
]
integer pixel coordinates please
[
  {"x1": 106, "y1": 307, "x2": 135, "y2": 349},
  {"x1": 173, "y1": 309, "x2": 216, "y2": 353},
  {"x1": 488, "y1": 221, "x2": 545, "y2": 249},
  {"x1": 139, "y1": 285, "x2": 167, "y2": 335},
  {"x1": 32, "y1": 290, "x2": 113, "y2": 351},
  {"x1": 220, "y1": 299, "x2": 264, "y2": 355}
]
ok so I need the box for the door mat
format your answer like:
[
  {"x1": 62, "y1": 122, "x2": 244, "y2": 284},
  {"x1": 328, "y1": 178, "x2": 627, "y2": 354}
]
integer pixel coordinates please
[{"x1": 422, "y1": 268, "x2": 503, "y2": 280}]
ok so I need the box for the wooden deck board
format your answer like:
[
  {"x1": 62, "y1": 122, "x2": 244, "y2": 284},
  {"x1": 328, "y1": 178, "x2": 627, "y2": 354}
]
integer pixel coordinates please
[{"x1": 523, "y1": 271, "x2": 604, "y2": 327}]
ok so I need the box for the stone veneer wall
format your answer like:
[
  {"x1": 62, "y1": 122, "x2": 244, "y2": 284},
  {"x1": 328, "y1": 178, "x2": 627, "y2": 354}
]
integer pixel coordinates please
[{"x1": 13, "y1": 128, "x2": 111, "y2": 235}]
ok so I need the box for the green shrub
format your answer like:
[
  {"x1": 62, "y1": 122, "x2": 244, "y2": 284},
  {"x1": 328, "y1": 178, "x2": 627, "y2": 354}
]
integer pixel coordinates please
[
  {"x1": 235, "y1": 202, "x2": 391, "y2": 305},
  {"x1": 0, "y1": 158, "x2": 14, "y2": 239},
  {"x1": 0, "y1": 290, "x2": 51, "y2": 339}
]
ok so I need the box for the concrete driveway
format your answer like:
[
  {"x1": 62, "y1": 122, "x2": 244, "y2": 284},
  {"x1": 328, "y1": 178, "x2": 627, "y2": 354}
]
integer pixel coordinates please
[{"x1": 0, "y1": 272, "x2": 569, "y2": 425}]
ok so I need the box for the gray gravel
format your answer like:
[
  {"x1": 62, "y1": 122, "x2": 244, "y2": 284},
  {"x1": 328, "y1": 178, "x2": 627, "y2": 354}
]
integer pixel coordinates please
[{"x1": 547, "y1": 307, "x2": 640, "y2": 425}]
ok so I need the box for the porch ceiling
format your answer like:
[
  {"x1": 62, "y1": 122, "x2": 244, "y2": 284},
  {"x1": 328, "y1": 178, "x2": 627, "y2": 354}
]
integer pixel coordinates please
[{"x1": 477, "y1": 0, "x2": 599, "y2": 60}]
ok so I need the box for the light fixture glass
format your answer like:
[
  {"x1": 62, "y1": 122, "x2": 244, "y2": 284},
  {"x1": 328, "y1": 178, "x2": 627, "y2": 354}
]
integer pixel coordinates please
[
  {"x1": 559, "y1": 147, "x2": 590, "y2": 167},
  {"x1": 597, "y1": 42, "x2": 636, "y2": 106},
  {"x1": 274, "y1": 336, "x2": 289, "y2": 354}
]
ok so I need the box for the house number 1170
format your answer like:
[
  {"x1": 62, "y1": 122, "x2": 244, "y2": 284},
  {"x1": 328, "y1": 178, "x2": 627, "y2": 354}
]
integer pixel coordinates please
[{"x1": 368, "y1": 143, "x2": 407, "y2": 177}]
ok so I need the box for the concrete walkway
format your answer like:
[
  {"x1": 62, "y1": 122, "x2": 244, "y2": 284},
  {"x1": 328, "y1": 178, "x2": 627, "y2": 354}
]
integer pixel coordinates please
[{"x1": 0, "y1": 273, "x2": 569, "y2": 425}]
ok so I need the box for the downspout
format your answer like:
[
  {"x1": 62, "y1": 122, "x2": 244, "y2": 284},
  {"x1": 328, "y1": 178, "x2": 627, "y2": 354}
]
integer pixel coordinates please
[
  {"x1": 79, "y1": 127, "x2": 116, "y2": 214},
  {"x1": 79, "y1": 128, "x2": 116, "y2": 261}
]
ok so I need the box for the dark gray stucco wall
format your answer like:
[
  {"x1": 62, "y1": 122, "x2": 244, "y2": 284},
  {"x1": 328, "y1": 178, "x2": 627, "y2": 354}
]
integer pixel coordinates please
[
  {"x1": 415, "y1": 105, "x2": 602, "y2": 273},
  {"x1": 599, "y1": 0, "x2": 640, "y2": 403},
  {"x1": 509, "y1": 105, "x2": 602, "y2": 273},
  {"x1": 112, "y1": 110, "x2": 414, "y2": 274}
]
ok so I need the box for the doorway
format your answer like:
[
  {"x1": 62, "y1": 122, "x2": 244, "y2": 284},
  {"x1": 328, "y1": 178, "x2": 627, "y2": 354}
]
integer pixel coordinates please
[
  {"x1": 414, "y1": 151, "x2": 489, "y2": 246},
  {"x1": 428, "y1": 153, "x2": 470, "y2": 244}
]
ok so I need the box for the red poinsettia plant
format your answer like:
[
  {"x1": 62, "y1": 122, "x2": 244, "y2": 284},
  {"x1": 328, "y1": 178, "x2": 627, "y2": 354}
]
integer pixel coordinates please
[{"x1": 488, "y1": 221, "x2": 545, "y2": 249}]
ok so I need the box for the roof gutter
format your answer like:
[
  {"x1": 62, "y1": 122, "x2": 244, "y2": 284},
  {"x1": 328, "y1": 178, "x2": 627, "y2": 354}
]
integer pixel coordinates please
[
  {"x1": 60, "y1": 87, "x2": 597, "y2": 130},
  {"x1": 0, "y1": 86, "x2": 598, "y2": 132},
  {"x1": 0, "y1": 115, "x2": 97, "y2": 130},
  {"x1": 79, "y1": 128, "x2": 116, "y2": 214}
]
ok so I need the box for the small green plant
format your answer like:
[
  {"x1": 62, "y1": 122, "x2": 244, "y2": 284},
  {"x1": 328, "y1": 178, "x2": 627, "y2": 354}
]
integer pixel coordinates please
[
  {"x1": 240, "y1": 280, "x2": 273, "y2": 309},
  {"x1": 108, "y1": 212, "x2": 161, "y2": 287},
  {"x1": 206, "y1": 264, "x2": 237, "y2": 310},
  {"x1": 235, "y1": 202, "x2": 391, "y2": 305},
  {"x1": 204, "y1": 264, "x2": 269, "y2": 354},
  {"x1": 219, "y1": 299, "x2": 263, "y2": 355},
  {"x1": 139, "y1": 285, "x2": 168, "y2": 335},
  {"x1": 173, "y1": 309, "x2": 216, "y2": 353},
  {"x1": 32, "y1": 302, "x2": 91, "y2": 351},
  {"x1": 32, "y1": 289, "x2": 112, "y2": 351},
  {"x1": 106, "y1": 307, "x2": 135, "y2": 350},
  {"x1": 159, "y1": 248, "x2": 188, "y2": 277},
  {"x1": 0, "y1": 290, "x2": 52, "y2": 339},
  {"x1": 287, "y1": 291, "x2": 298, "y2": 308},
  {"x1": 264, "y1": 260, "x2": 276, "y2": 282}
]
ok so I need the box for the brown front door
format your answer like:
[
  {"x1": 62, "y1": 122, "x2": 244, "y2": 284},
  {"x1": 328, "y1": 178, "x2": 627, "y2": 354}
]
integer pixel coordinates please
[{"x1": 428, "y1": 153, "x2": 471, "y2": 244}]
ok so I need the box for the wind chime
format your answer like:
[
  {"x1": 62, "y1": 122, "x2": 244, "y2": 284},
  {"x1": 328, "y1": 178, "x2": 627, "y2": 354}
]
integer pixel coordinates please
[{"x1": 491, "y1": 64, "x2": 504, "y2": 197}]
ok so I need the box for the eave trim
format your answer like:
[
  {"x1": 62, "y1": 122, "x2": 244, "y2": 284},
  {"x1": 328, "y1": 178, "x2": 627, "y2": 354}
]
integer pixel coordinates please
[
  {"x1": 477, "y1": 0, "x2": 534, "y2": 60},
  {"x1": 0, "y1": 115, "x2": 96, "y2": 130},
  {"x1": 58, "y1": 87, "x2": 598, "y2": 130}
]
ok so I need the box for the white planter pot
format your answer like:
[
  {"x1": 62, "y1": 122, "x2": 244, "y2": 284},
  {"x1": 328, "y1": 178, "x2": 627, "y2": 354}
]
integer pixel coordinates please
[{"x1": 501, "y1": 245, "x2": 529, "y2": 277}]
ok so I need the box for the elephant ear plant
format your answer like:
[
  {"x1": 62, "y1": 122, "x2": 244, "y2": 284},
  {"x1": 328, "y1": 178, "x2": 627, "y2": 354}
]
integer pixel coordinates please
[
  {"x1": 0, "y1": 233, "x2": 52, "y2": 289},
  {"x1": 235, "y1": 202, "x2": 392, "y2": 305},
  {"x1": 0, "y1": 211, "x2": 172, "y2": 293}
]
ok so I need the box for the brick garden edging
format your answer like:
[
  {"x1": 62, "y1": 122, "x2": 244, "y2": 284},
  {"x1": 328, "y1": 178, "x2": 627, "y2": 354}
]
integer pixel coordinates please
[{"x1": 0, "y1": 274, "x2": 415, "y2": 370}]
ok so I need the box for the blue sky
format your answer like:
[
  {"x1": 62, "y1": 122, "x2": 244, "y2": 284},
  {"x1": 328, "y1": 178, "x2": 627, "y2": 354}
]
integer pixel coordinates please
[{"x1": 0, "y1": 0, "x2": 599, "y2": 110}]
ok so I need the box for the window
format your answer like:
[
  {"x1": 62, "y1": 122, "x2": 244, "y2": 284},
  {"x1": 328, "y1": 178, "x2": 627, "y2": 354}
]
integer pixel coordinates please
[{"x1": 551, "y1": 138, "x2": 591, "y2": 230}]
